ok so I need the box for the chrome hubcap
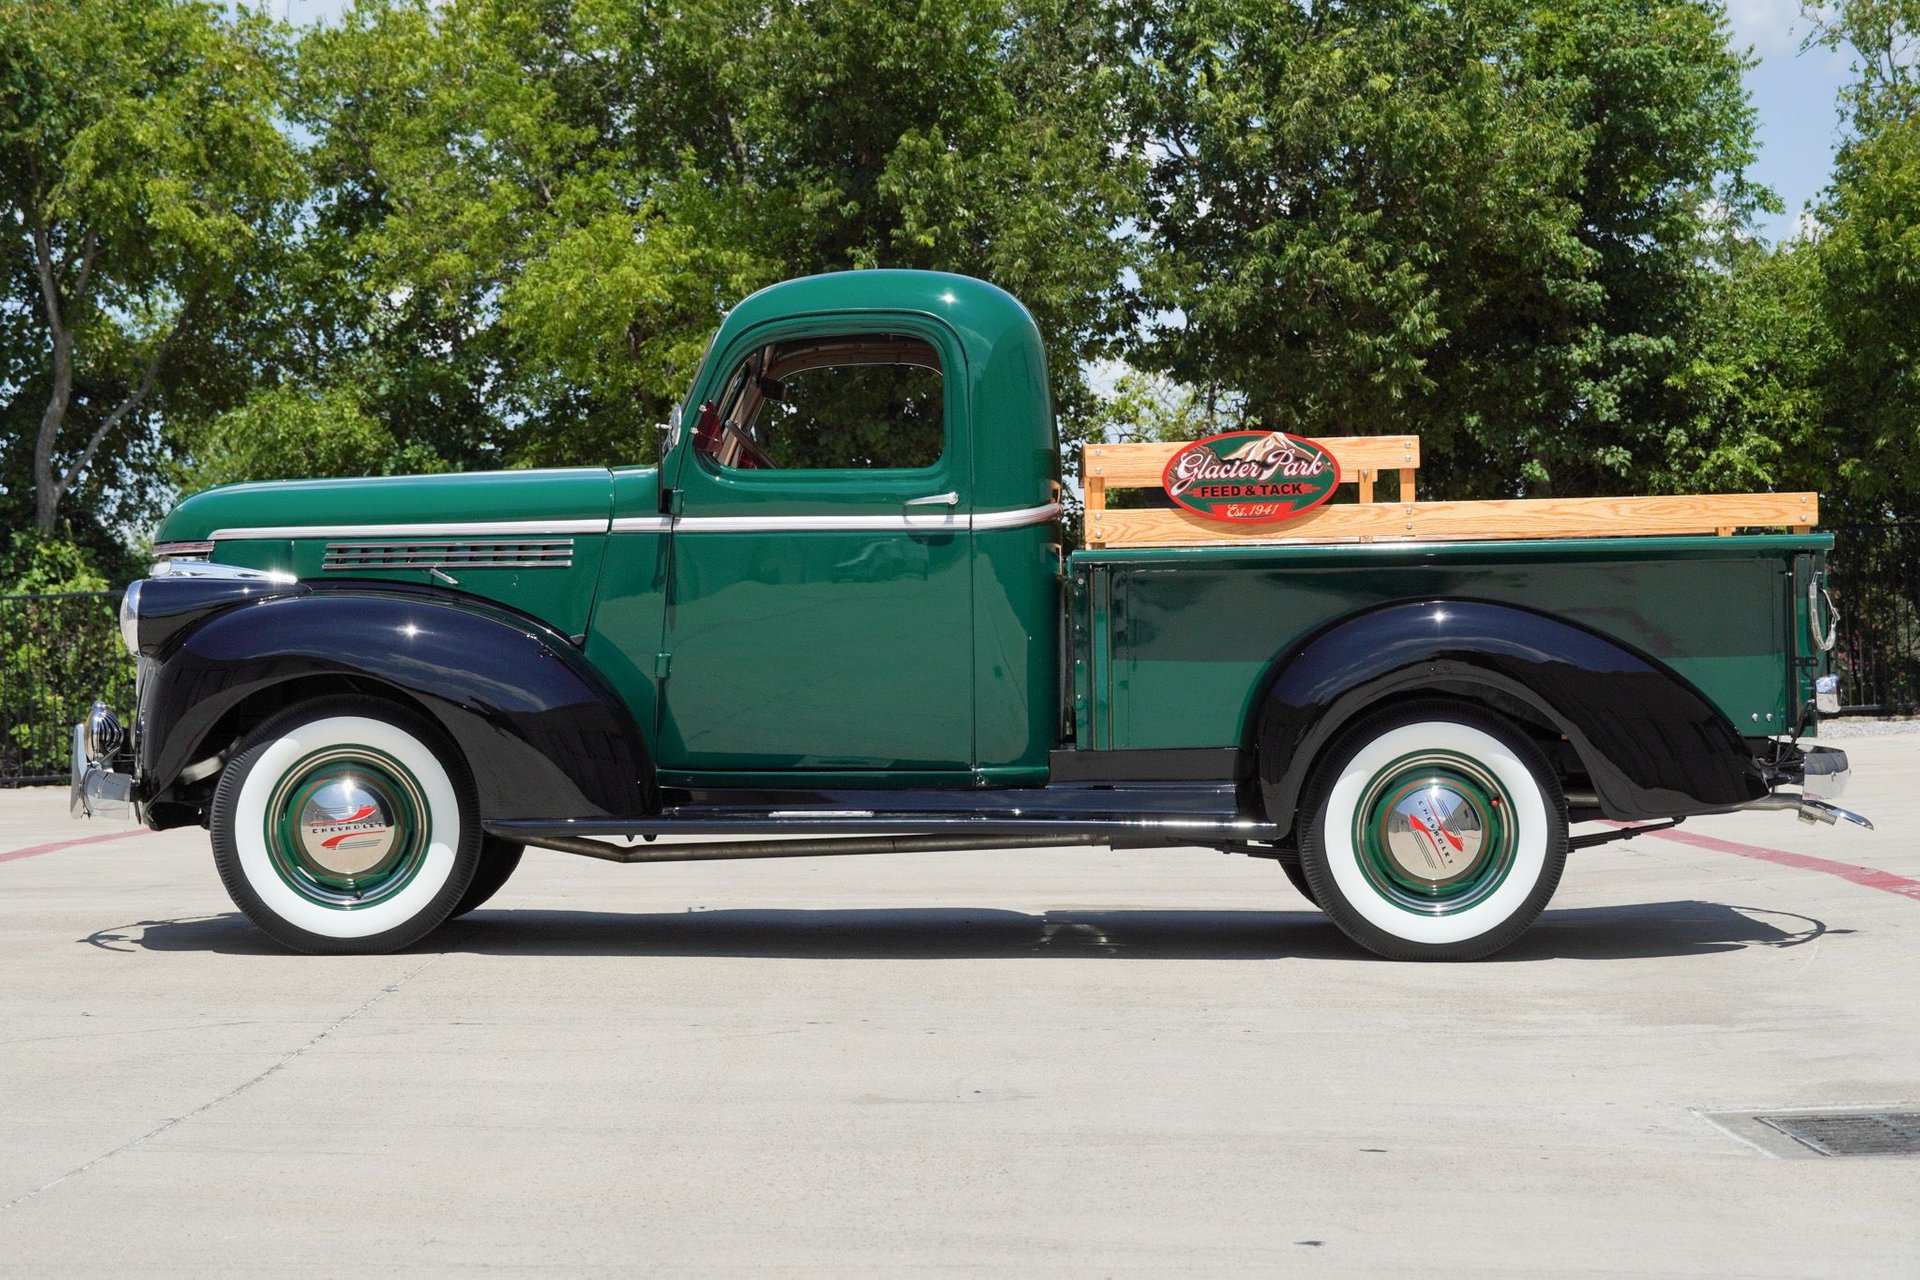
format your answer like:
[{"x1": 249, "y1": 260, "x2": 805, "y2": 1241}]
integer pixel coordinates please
[
  {"x1": 264, "y1": 745, "x2": 429, "y2": 908},
  {"x1": 296, "y1": 778, "x2": 398, "y2": 875},
  {"x1": 1351, "y1": 749, "x2": 1518, "y2": 915},
  {"x1": 1383, "y1": 784, "x2": 1487, "y2": 886}
]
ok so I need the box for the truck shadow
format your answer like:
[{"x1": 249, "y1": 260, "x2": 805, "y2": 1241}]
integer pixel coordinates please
[{"x1": 86, "y1": 899, "x2": 1837, "y2": 961}]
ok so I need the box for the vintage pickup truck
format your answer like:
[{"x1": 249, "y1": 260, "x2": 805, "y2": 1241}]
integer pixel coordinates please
[{"x1": 72, "y1": 270, "x2": 1868, "y2": 959}]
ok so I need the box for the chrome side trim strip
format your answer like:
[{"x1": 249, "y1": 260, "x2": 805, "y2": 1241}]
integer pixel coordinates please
[
  {"x1": 675, "y1": 512, "x2": 966, "y2": 533},
  {"x1": 209, "y1": 518, "x2": 609, "y2": 540},
  {"x1": 210, "y1": 502, "x2": 1061, "y2": 541},
  {"x1": 663, "y1": 502, "x2": 1060, "y2": 535},
  {"x1": 972, "y1": 501, "x2": 1062, "y2": 531}
]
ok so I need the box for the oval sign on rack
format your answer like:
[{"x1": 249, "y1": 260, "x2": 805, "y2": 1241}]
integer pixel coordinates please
[{"x1": 1161, "y1": 431, "x2": 1342, "y2": 523}]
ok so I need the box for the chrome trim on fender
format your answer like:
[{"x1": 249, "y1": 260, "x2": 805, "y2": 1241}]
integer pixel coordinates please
[
  {"x1": 208, "y1": 518, "x2": 609, "y2": 540},
  {"x1": 148, "y1": 560, "x2": 297, "y2": 584},
  {"x1": 608, "y1": 516, "x2": 674, "y2": 534}
]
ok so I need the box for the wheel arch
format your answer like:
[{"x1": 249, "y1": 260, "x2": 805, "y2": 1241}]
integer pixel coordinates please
[
  {"x1": 138, "y1": 588, "x2": 654, "y2": 828},
  {"x1": 1247, "y1": 598, "x2": 1767, "y2": 835}
]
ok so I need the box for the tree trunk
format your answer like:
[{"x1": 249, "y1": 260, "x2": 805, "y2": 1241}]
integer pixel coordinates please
[
  {"x1": 29, "y1": 222, "x2": 162, "y2": 535},
  {"x1": 30, "y1": 222, "x2": 77, "y2": 534}
]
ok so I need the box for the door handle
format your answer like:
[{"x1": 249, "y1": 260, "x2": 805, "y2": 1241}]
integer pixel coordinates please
[{"x1": 905, "y1": 492, "x2": 960, "y2": 507}]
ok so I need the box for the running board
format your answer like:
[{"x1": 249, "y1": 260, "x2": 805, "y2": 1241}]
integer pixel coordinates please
[
  {"x1": 511, "y1": 831, "x2": 1189, "y2": 865},
  {"x1": 488, "y1": 811, "x2": 1284, "y2": 843},
  {"x1": 486, "y1": 784, "x2": 1282, "y2": 846}
]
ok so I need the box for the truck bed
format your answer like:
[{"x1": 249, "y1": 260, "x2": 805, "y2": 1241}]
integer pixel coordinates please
[{"x1": 1069, "y1": 533, "x2": 1828, "y2": 752}]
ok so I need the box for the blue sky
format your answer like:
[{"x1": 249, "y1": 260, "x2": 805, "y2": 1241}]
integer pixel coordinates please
[
  {"x1": 1725, "y1": 0, "x2": 1854, "y2": 241},
  {"x1": 276, "y1": 0, "x2": 1852, "y2": 244}
]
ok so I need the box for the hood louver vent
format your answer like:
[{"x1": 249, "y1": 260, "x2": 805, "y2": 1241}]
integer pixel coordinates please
[{"x1": 322, "y1": 538, "x2": 575, "y2": 572}]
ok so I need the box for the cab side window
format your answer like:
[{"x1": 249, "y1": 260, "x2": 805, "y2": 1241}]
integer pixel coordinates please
[{"x1": 694, "y1": 334, "x2": 943, "y2": 471}]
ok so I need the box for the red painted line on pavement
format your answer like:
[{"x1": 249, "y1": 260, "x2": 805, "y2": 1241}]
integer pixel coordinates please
[
  {"x1": 0, "y1": 828, "x2": 154, "y2": 865},
  {"x1": 1646, "y1": 826, "x2": 1920, "y2": 903}
]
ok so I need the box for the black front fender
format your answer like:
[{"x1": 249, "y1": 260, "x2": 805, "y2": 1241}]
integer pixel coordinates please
[
  {"x1": 1252, "y1": 599, "x2": 1767, "y2": 831},
  {"x1": 139, "y1": 586, "x2": 651, "y2": 822}
]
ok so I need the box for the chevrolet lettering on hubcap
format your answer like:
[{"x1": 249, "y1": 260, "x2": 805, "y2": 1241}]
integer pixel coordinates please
[
  {"x1": 297, "y1": 779, "x2": 397, "y2": 875},
  {"x1": 1384, "y1": 784, "x2": 1487, "y2": 885}
]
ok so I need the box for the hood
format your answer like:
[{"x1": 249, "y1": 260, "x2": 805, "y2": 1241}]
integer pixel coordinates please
[{"x1": 156, "y1": 467, "x2": 617, "y2": 543}]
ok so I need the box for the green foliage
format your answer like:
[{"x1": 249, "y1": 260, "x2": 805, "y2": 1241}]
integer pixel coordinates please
[
  {"x1": 180, "y1": 382, "x2": 446, "y2": 489},
  {"x1": 1086, "y1": 369, "x2": 1220, "y2": 446},
  {"x1": 1799, "y1": 0, "x2": 1920, "y2": 520},
  {"x1": 0, "y1": 0, "x2": 301, "y2": 534},
  {"x1": 0, "y1": 533, "x2": 132, "y2": 781},
  {"x1": 5, "y1": 0, "x2": 1918, "y2": 548},
  {"x1": 272, "y1": 0, "x2": 1137, "y2": 476},
  {"x1": 0, "y1": 532, "x2": 111, "y2": 594},
  {"x1": 1124, "y1": 0, "x2": 1769, "y2": 500}
]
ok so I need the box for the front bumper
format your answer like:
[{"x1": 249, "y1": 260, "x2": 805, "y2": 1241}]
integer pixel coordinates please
[{"x1": 70, "y1": 720, "x2": 136, "y2": 821}]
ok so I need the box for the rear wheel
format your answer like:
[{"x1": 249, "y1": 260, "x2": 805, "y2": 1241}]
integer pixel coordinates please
[
  {"x1": 1299, "y1": 701, "x2": 1567, "y2": 961},
  {"x1": 210, "y1": 697, "x2": 482, "y2": 954}
]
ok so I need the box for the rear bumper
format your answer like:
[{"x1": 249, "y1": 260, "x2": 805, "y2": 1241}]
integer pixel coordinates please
[
  {"x1": 1741, "y1": 745, "x2": 1871, "y2": 828},
  {"x1": 1795, "y1": 745, "x2": 1850, "y2": 800}
]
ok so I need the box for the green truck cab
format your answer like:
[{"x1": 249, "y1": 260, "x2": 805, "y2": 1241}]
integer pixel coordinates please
[{"x1": 73, "y1": 270, "x2": 1866, "y2": 960}]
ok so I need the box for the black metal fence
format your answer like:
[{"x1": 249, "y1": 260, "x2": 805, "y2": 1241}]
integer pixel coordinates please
[
  {"x1": 1, "y1": 591, "x2": 134, "y2": 787},
  {"x1": 1828, "y1": 523, "x2": 1920, "y2": 716}
]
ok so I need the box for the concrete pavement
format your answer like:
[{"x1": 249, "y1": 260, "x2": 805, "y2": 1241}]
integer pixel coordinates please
[{"x1": 2, "y1": 728, "x2": 1918, "y2": 1273}]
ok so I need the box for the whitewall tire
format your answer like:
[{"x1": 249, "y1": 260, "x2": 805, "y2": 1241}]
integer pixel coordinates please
[
  {"x1": 210, "y1": 697, "x2": 482, "y2": 954},
  {"x1": 1299, "y1": 701, "x2": 1568, "y2": 961}
]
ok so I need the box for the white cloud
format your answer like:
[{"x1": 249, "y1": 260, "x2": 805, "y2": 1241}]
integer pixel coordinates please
[{"x1": 1724, "y1": 0, "x2": 1814, "y2": 57}]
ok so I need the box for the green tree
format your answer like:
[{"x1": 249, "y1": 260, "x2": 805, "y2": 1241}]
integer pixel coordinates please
[
  {"x1": 183, "y1": 382, "x2": 447, "y2": 489},
  {"x1": 256, "y1": 0, "x2": 1136, "y2": 479},
  {"x1": 0, "y1": 0, "x2": 300, "y2": 534},
  {"x1": 1124, "y1": 0, "x2": 1767, "y2": 500},
  {"x1": 1802, "y1": 0, "x2": 1920, "y2": 519}
]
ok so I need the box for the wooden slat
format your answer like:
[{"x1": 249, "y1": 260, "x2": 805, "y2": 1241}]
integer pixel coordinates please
[
  {"x1": 1083, "y1": 435, "x2": 1420, "y2": 490},
  {"x1": 1085, "y1": 493, "x2": 1820, "y2": 548}
]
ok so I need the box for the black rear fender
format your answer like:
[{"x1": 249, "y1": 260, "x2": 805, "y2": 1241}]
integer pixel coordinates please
[
  {"x1": 1251, "y1": 599, "x2": 1767, "y2": 832},
  {"x1": 139, "y1": 589, "x2": 652, "y2": 825}
]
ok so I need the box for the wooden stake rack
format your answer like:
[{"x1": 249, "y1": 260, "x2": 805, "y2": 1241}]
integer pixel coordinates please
[{"x1": 1081, "y1": 436, "x2": 1818, "y2": 549}]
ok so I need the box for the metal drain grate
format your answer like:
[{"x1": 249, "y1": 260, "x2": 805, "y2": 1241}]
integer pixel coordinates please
[{"x1": 1755, "y1": 1112, "x2": 1920, "y2": 1157}]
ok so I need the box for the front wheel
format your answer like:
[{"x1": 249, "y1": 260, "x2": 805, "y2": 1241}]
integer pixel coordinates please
[
  {"x1": 1279, "y1": 858, "x2": 1320, "y2": 909},
  {"x1": 1299, "y1": 702, "x2": 1567, "y2": 961},
  {"x1": 447, "y1": 837, "x2": 524, "y2": 920},
  {"x1": 210, "y1": 697, "x2": 483, "y2": 954}
]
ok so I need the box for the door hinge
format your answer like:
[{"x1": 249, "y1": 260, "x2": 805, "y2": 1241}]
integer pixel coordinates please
[{"x1": 654, "y1": 651, "x2": 672, "y2": 679}]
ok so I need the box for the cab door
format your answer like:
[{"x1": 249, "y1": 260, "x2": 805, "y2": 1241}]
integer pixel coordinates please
[{"x1": 656, "y1": 317, "x2": 974, "y2": 779}]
